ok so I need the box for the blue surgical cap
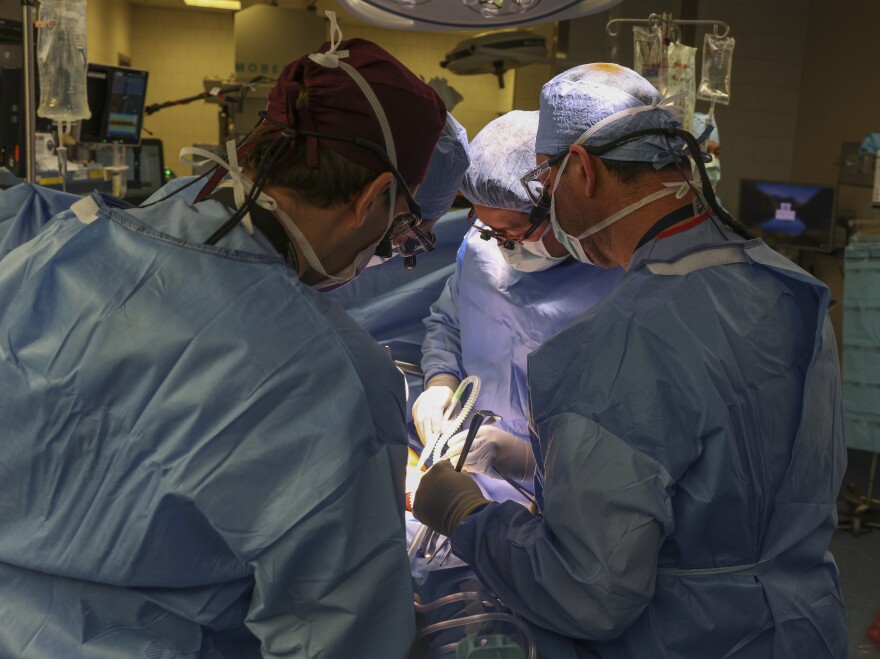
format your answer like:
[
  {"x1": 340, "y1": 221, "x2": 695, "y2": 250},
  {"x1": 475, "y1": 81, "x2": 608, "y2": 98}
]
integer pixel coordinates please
[
  {"x1": 693, "y1": 112, "x2": 720, "y2": 145},
  {"x1": 536, "y1": 63, "x2": 687, "y2": 167},
  {"x1": 460, "y1": 110, "x2": 538, "y2": 213},
  {"x1": 415, "y1": 112, "x2": 470, "y2": 220}
]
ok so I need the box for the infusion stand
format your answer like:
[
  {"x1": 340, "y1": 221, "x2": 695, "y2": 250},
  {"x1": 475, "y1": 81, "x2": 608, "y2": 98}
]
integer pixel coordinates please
[{"x1": 21, "y1": 0, "x2": 37, "y2": 182}]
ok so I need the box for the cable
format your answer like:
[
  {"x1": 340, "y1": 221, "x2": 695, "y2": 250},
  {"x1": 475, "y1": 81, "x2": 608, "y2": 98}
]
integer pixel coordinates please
[
  {"x1": 204, "y1": 131, "x2": 294, "y2": 245},
  {"x1": 672, "y1": 127, "x2": 752, "y2": 239},
  {"x1": 588, "y1": 126, "x2": 752, "y2": 240},
  {"x1": 137, "y1": 168, "x2": 214, "y2": 208}
]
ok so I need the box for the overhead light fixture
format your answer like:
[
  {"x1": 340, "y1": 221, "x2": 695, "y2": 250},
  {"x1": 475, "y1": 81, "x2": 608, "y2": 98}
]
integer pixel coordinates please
[
  {"x1": 183, "y1": 0, "x2": 242, "y2": 10},
  {"x1": 441, "y1": 30, "x2": 554, "y2": 87},
  {"x1": 337, "y1": 0, "x2": 622, "y2": 30}
]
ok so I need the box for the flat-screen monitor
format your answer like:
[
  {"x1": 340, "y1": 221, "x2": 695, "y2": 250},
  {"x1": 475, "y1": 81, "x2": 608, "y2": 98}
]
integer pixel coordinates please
[
  {"x1": 79, "y1": 63, "x2": 148, "y2": 146},
  {"x1": 94, "y1": 138, "x2": 165, "y2": 203},
  {"x1": 738, "y1": 179, "x2": 837, "y2": 253}
]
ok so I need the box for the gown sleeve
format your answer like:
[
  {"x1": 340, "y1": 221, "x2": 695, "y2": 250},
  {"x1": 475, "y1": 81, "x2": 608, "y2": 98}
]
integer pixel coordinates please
[{"x1": 451, "y1": 411, "x2": 676, "y2": 641}]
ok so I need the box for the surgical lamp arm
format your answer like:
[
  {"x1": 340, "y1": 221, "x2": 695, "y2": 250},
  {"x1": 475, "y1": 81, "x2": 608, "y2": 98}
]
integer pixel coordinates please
[{"x1": 143, "y1": 77, "x2": 273, "y2": 116}]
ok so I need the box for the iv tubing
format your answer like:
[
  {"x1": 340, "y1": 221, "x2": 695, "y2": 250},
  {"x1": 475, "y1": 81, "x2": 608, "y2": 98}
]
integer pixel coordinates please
[
  {"x1": 414, "y1": 591, "x2": 505, "y2": 614},
  {"x1": 415, "y1": 612, "x2": 537, "y2": 659}
]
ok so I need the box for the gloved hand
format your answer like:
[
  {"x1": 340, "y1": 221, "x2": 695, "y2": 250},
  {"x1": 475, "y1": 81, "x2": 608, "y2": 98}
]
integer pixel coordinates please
[
  {"x1": 444, "y1": 425, "x2": 536, "y2": 482},
  {"x1": 413, "y1": 460, "x2": 489, "y2": 538},
  {"x1": 411, "y1": 374, "x2": 460, "y2": 445}
]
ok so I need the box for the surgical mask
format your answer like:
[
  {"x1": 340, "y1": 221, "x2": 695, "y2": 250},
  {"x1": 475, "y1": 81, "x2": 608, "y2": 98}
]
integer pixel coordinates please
[
  {"x1": 498, "y1": 222, "x2": 568, "y2": 272},
  {"x1": 549, "y1": 149, "x2": 691, "y2": 264},
  {"x1": 704, "y1": 155, "x2": 721, "y2": 189}
]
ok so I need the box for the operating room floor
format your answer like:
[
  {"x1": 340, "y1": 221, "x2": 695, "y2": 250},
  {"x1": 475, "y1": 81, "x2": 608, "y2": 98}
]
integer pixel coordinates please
[{"x1": 832, "y1": 448, "x2": 880, "y2": 658}]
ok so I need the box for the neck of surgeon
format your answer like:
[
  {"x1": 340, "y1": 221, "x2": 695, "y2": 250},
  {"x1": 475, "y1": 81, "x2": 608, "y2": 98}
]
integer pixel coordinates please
[
  {"x1": 255, "y1": 171, "x2": 401, "y2": 286},
  {"x1": 259, "y1": 182, "x2": 333, "y2": 281},
  {"x1": 557, "y1": 146, "x2": 699, "y2": 270}
]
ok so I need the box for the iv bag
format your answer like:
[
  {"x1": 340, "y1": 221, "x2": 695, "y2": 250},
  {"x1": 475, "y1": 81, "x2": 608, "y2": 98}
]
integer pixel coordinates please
[
  {"x1": 633, "y1": 26, "x2": 667, "y2": 96},
  {"x1": 697, "y1": 33, "x2": 735, "y2": 106},
  {"x1": 666, "y1": 41, "x2": 696, "y2": 133},
  {"x1": 37, "y1": 0, "x2": 90, "y2": 122}
]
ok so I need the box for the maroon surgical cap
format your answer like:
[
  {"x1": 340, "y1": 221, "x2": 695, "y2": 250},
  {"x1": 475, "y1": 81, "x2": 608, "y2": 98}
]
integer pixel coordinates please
[{"x1": 263, "y1": 38, "x2": 445, "y2": 187}]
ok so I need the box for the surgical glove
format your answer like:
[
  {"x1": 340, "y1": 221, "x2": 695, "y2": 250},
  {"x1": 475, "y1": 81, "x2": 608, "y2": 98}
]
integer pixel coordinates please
[
  {"x1": 413, "y1": 460, "x2": 489, "y2": 538},
  {"x1": 412, "y1": 374, "x2": 460, "y2": 445},
  {"x1": 445, "y1": 425, "x2": 536, "y2": 482}
]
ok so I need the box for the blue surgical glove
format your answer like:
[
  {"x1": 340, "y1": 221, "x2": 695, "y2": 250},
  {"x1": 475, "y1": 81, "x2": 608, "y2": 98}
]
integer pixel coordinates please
[{"x1": 413, "y1": 460, "x2": 489, "y2": 537}]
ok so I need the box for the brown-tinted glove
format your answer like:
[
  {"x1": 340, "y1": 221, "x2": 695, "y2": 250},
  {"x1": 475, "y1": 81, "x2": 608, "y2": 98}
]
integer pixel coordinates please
[{"x1": 412, "y1": 460, "x2": 489, "y2": 538}]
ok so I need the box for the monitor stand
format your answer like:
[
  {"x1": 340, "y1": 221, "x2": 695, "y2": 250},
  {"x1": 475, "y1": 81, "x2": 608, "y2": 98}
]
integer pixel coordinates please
[{"x1": 103, "y1": 142, "x2": 128, "y2": 199}]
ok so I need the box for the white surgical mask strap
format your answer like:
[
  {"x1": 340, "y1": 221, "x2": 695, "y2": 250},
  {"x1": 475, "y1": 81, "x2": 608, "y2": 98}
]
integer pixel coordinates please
[
  {"x1": 575, "y1": 180, "x2": 691, "y2": 241},
  {"x1": 537, "y1": 221, "x2": 552, "y2": 240},
  {"x1": 272, "y1": 207, "x2": 345, "y2": 283}
]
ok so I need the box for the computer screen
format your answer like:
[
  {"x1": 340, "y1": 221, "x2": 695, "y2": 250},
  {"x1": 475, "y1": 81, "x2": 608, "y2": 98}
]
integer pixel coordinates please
[
  {"x1": 738, "y1": 180, "x2": 837, "y2": 253},
  {"x1": 79, "y1": 63, "x2": 148, "y2": 146}
]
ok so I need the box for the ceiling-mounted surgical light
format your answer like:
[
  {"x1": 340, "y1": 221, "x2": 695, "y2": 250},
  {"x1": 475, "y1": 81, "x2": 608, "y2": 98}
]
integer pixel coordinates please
[
  {"x1": 510, "y1": 0, "x2": 538, "y2": 11},
  {"x1": 468, "y1": 0, "x2": 537, "y2": 18},
  {"x1": 336, "y1": 0, "x2": 622, "y2": 30},
  {"x1": 183, "y1": 0, "x2": 241, "y2": 10},
  {"x1": 478, "y1": 0, "x2": 503, "y2": 18}
]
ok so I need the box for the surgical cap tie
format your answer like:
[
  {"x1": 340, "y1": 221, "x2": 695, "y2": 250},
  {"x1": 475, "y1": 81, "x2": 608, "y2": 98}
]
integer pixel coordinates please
[
  {"x1": 225, "y1": 139, "x2": 252, "y2": 234},
  {"x1": 179, "y1": 144, "x2": 279, "y2": 231},
  {"x1": 308, "y1": 12, "x2": 396, "y2": 170},
  {"x1": 578, "y1": 92, "x2": 688, "y2": 146},
  {"x1": 564, "y1": 92, "x2": 692, "y2": 169},
  {"x1": 307, "y1": 11, "x2": 349, "y2": 69}
]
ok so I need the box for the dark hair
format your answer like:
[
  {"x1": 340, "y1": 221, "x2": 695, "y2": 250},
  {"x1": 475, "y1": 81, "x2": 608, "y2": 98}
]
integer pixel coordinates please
[
  {"x1": 240, "y1": 122, "x2": 383, "y2": 209},
  {"x1": 600, "y1": 158, "x2": 671, "y2": 183}
]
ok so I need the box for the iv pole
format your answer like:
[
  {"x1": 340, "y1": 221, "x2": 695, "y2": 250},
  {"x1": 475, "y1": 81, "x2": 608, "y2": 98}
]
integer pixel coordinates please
[{"x1": 21, "y1": 0, "x2": 37, "y2": 183}]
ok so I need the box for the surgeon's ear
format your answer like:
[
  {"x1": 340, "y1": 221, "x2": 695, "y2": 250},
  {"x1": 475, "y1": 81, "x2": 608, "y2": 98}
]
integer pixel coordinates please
[
  {"x1": 353, "y1": 172, "x2": 394, "y2": 228},
  {"x1": 571, "y1": 145, "x2": 597, "y2": 199}
]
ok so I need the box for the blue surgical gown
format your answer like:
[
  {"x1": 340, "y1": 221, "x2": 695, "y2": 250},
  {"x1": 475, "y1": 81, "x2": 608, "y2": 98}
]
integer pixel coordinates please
[
  {"x1": 0, "y1": 182, "x2": 79, "y2": 258},
  {"x1": 451, "y1": 219, "x2": 848, "y2": 658},
  {"x1": 421, "y1": 227, "x2": 624, "y2": 442},
  {"x1": 0, "y1": 190, "x2": 415, "y2": 657}
]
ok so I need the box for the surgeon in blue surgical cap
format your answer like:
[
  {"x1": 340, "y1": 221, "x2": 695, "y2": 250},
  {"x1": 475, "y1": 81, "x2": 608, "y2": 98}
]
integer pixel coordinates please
[
  {"x1": 418, "y1": 113, "x2": 471, "y2": 227},
  {"x1": 413, "y1": 110, "x2": 623, "y2": 496},
  {"x1": 415, "y1": 63, "x2": 847, "y2": 658},
  {"x1": 368, "y1": 112, "x2": 470, "y2": 269},
  {"x1": 0, "y1": 33, "x2": 447, "y2": 659}
]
